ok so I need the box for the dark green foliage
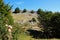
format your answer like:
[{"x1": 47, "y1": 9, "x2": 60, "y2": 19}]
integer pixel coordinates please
[
  {"x1": 13, "y1": 7, "x2": 20, "y2": 13},
  {"x1": 37, "y1": 10, "x2": 53, "y2": 38},
  {"x1": 22, "y1": 9, "x2": 27, "y2": 13},
  {"x1": 38, "y1": 8, "x2": 60, "y2": 38},
  {"x1": 37, "y1": 9, "x2": 43, "y2": 14},
  {"x1": 30, "y1": 10, "x2": 34, "y2": 13},
  {"x1": 27, "y1": 29, "x2": 53, "y2": 39},
  {"x1": 32, "y1": 18, "x2": 36, "y2": 22},
  {"x1": 49, "y1": 13, "x2": 60, "y2": 38}
]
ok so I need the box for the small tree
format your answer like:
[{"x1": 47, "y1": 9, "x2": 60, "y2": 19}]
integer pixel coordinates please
[
  {"x1": 13, "y1": 7, "x2": 20, "y2": 13},
  {"x1": 30, "y1": 10, "x2": 34, "y2": 13},
  {"x1": 23, "y1": 9, "x2": 27, "y2": 13},
  {"x1": 37, "y1": 9, "x2": 43, "y2": 14}
]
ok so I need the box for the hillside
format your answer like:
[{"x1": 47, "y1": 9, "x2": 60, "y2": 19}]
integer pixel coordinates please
[
  {"x1": 12, "y1": 12, "x2": 43, "y2": 31},
  {"x1": 12, "y1": 12, "x2": 38, "y2": 23}
]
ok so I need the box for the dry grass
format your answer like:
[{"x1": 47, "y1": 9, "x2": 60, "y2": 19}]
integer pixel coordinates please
[{"x1": 12, "y1": 13, "x2": 38, "y2": 23}]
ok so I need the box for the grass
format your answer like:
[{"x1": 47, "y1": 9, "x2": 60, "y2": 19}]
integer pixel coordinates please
[{"x1": 18, "y1": 32, "x2": 34, "y2": 40}]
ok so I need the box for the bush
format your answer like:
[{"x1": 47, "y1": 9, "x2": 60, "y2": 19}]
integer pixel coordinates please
[
  {"x1": 38, "y1": 8, "x2": 60, "y2": 38},
  {"x1": 22, "y1": 9, "x2": 27, "y2": 13},
  {"x1": 13, "y1": 7, "x2": 20, "y2": 13},
  {"x1": 30, "y1": 10, "x2": 34, "y2": 13},
  {"x1": 32, "y1": 18, "x2": 36, "y2": 22},
  {"x1": 37, "y1": 9, "x2": 43, "y2": 14}
]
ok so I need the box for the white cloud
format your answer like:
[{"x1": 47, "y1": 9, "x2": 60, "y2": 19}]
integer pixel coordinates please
[{"x1": 16, "y1": 2, "x2": 24, "y2": 5}]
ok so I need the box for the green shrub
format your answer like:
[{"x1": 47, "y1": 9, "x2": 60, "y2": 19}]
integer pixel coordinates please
[
  {"x1": 32, "y1": 18, "x2": 36, "y2": 22},
  {"x1": 30, "y1": 10, "x2": 34, "y2": 13},
  {"x1": 37, "y1": 9, "x2": 43, "y2": 14},
  {"x1": 23, "y1": 9, "x2": 27, "y2": 13},
  {"x1": 13, "y1": 7, "x2": 20, "y2": 13}
]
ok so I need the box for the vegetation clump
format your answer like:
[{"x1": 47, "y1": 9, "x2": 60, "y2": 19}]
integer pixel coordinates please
[
  {"x1": 30, "y1": 10, "x2": 34, "y2": 13},
  {"x1": 0, "y1": 0, "x2": 13, "y2": 40},
  {"x1": 13, "y1": 7, "x2": 20, "y2": 13},
  {"x1": 22, "y1": 9, "x2": 27, "y2": 13},
  {"x1": 38, "y1": 8, "x2": 60, "y2": 38}
]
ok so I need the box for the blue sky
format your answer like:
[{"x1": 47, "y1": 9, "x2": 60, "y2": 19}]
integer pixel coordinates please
[{"x1": 4, "y1": 0, "x2": 60, "y2": 12}]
